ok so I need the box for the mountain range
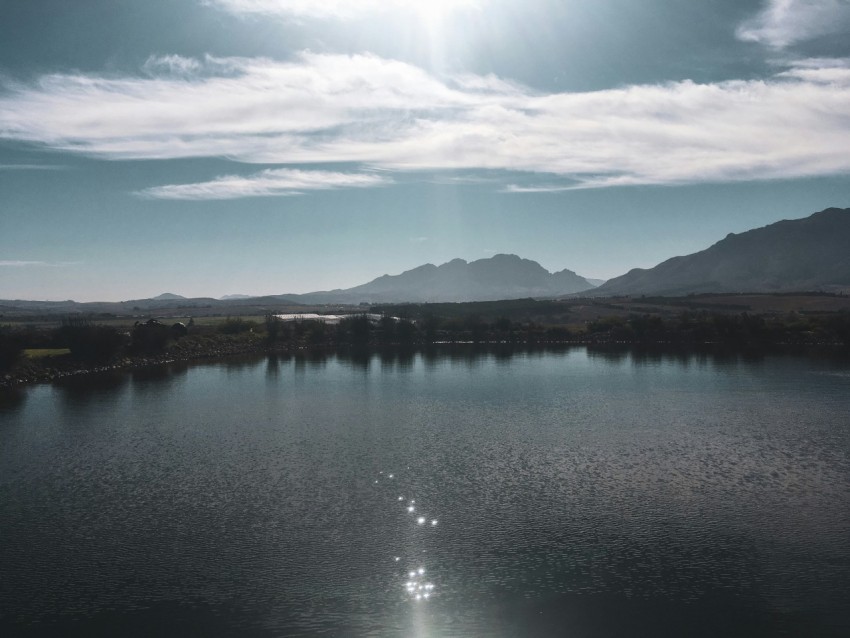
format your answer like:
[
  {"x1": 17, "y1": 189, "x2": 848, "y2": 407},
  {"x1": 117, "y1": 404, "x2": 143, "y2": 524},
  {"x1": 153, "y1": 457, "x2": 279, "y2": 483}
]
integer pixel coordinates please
[
  {"x1": 2, "y1": 206, "x2": 848, "y2": 313},
  {"x1": 593, "y1": 207, "x2": 850, "y2": 296},
  {"x1": 286, "y1": 254, "x2": 595, "y2": 304}
]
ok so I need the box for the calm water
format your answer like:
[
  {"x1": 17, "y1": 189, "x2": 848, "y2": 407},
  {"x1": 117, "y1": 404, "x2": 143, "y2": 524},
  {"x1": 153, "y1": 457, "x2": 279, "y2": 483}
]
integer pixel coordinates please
[{"x1": 1, "y1": 346, "x2": 849, "y2": 637}]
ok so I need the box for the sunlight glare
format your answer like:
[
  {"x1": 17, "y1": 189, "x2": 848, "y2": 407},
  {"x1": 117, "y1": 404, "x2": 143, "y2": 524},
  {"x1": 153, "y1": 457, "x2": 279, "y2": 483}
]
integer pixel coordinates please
[
  {"x1": 405, "y1": 0, "x2": 479, "y2": 24},
  {"x1": 249, "y1": 0, "x2": 483, "y2": 21}
]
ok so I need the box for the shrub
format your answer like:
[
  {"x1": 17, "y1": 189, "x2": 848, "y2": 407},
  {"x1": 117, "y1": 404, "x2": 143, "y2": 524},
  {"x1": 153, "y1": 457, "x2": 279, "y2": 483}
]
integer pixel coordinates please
[
  {"x1": 55, "y1": 318, "x2": 125, "y2": 361},
  {"x1": 130, "y1": 320, "x2": 171, "y2": 355},
  {"x1": 218, "y1": 317, "x2": 257, "y2": 334},
  {"x1": 340, "y1": 315, "x2": 371, "y2": 345},
  {"x1": 0, "y1": 327, "x2": 24, "y2": 371}
]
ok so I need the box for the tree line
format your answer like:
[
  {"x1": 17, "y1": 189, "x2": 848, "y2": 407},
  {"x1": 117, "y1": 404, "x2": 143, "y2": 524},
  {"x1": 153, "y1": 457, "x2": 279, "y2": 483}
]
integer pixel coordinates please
[{"x1": 3, "y1": 309, "x2": 849, "y2": 373}]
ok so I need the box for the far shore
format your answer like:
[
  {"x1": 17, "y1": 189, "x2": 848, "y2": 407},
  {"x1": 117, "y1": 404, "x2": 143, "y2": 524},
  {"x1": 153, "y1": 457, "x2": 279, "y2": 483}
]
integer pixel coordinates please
[
  {"x1": 3, "y1": 295, "x2": 850, "y2": 388},
  {"x1": 4, "y1": 334, "x2": 850, "y2": 390}
]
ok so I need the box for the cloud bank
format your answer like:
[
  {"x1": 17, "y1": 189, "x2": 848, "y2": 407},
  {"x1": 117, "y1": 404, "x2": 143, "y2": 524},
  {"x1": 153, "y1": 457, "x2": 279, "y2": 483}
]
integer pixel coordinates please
[
  {"x1": 139, "y1": 168, "x2": 390, "y2": 200},
  {"x1": 737, "y1": 0, "x2": 850, "y2": 48},
  {"x1": 2, "y1": 52, "x2": 850, "y2": 189}
]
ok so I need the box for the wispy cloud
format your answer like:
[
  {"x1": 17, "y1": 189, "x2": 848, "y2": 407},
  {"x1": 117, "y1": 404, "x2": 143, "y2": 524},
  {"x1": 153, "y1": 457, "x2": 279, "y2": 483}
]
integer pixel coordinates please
[
  {"x1": 0, "y1": 260, "x2": 47, "y2": 267},
  {"x1": 204, "y1": 0, "x2": 483, "y2": 20},
  {"x1": 737, "y1": 0, "x2": 850, "y2": 49},
  {"x1": 0, "y1": 260, "x2": 79, "y2": 267},
  {"x1": 0, "y1": 164, "x2": 66, "y2": 170},
  {"x1": 2, "y1": 52, "x2": 850, "y2": 188},
  {"x1": 503, "y1": 184, "x2": 579, "y2": 194},
  {"x1": 142, "y1": 54, "x2": 206, "y2": 77},
  {"x1": 139, "y1": 168, "x2": 390, "y2": 200}
]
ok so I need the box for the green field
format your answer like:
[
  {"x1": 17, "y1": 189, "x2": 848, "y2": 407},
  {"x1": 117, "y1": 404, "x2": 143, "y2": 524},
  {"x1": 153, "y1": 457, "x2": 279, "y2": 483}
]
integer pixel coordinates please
[{"x1": 23, "y1": 348, "x2": 72, "y2": 358}]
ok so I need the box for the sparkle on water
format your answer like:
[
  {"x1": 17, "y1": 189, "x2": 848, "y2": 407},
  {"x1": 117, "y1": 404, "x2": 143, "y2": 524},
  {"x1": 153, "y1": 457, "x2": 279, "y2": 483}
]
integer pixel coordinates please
[{"x1": 377, "y1": 469, "x2": 441, "y2": 602}]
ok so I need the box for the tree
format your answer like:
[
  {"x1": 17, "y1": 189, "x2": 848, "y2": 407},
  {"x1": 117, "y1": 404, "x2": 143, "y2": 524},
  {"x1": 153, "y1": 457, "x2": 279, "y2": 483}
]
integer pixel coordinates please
[
  {"x1": 55, "y1": 317, "x2": 125, "y2": 361},
  {"x1": 0, "y1": 326, "x2": 24, "y2": 371},
  {"x1": 340, "y1": 314, "x2": 371, "y2": 346},
  {"x1": 130, "y1": 320, "x2": 171, "y2": 355},
  {"x1": 379, "y1": 315, "x2": 396, "y2": 344},
  {"x1": 265, "y1": 314, "x2": 283, "y2": 343}
]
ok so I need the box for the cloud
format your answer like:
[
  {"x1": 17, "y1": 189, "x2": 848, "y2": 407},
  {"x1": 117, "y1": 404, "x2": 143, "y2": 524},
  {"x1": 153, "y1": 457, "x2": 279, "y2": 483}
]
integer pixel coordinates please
[
  {"x1": 2, "y1": 52, "x2": 850, "y2": 188},
  {"x1": 0, "y1": 164, "x2": 65, "y2": 170},
  {"x1": 0, "y1": 260, "x2": 78, "y2": 267},
  {"x1": 0, "y1": 260, "x2": 48, "y2": 267},
  {"x1": 204, "y1": 0, "x2": 483, "y2": 20},
  {"x1": 139, "y1": 168, "x2": 390, "y2": 200},
  {"x1": 503, "y1": 184, "x2": 579, "y2": 194},
  {"x1": 142, "y1": 54, "x2": 205, "y2": 77},
  {"x1": 737, "y1": 0, "x2": 850, "y2": 48}
]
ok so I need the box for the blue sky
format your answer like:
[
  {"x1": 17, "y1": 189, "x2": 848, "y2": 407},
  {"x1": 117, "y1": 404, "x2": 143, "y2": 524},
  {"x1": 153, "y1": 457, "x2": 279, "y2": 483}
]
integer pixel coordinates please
[{"x1": 1, "y1": 0, "x2": 849, "y2": 301}]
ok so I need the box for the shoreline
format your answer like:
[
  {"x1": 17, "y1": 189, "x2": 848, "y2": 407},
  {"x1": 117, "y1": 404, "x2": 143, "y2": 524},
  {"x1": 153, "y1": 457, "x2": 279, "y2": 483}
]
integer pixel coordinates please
[
  {"x1": 3, "y1": 336, "x2": 849, "y2": 389},
  {"x1": 1, "y1": 335, "x2": 266, "y2": 388}
]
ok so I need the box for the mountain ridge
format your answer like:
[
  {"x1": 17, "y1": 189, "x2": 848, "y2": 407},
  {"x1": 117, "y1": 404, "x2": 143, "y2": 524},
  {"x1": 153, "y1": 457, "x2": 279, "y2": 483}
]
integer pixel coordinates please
[
  {"x1": 287, "y1": 254, "x2": 595, "y2": 303},
  {"x1": 592, "y1": 207, "x2": 850, "y2": 296},
  {"x1": 6, "y1": 206, "x2": 848, "y2": 310},
  {"x1": 0, "y1": 254, "x2": 597, "y2": 311}
]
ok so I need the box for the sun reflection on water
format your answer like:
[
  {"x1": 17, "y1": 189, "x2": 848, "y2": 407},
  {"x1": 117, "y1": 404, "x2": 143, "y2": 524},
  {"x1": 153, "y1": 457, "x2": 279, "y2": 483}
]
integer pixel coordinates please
[{"x1": 375, "y1": 469, "x2": 442, "y2": 604}]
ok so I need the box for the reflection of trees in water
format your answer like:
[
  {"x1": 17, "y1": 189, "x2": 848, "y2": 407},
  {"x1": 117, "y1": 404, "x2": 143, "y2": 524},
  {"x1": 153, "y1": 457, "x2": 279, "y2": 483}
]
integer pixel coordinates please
[
  {"x1": 131, "y1": 361, "x2": 189, "y2": 385},
  {"x1": 0, "y1": 388, "x2": 27, "y2": 415},
  {"x1": 421, "y1": 347, "x2": 440, "y2": 370},
  {"x1": 130, "y1": 361, "x2": 191, "y2": 398},
  {"x1": 223, "y1": 357, "x2": 264, "y2": 373},
  {"x1": 585, "y1": 344, "x2": 772, "y2": 368},
  {"x1": 447, "y1": 345, "x2": 484, "y2": 368},
  {"x1": 337, "y1": 348, "x2": 371, "y2": 371},
  {"x1": 55, "y1": 371, "x2": 130, "y2": 408},
  {"x1": 291, "y1": 350, "x2": 331, "y2": 373},
  {"x1": 379, "y1": 347, "x2": 415, "y2": 372},
  {"x1": 266, "y1": 354, "x2": 281, "y2": 379},
  {"x1": 437, "y1": 343, "x2": 574, "y2": 368}
]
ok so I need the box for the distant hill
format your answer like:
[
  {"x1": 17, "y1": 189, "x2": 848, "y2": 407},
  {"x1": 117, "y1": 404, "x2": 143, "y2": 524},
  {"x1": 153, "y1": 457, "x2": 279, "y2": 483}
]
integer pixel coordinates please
[
  {"x1": 287, "y1": 254, "x2": 595, "y2": 303},
  {"x1": 593, "y1": 207, "x2": 850, "y2": 296},
  {"x1": 152, "y1": 293, "x2": 186, "y2": 300},
  {"x1": 1, "y1": 254, "x2": 595, "y2": 314}
]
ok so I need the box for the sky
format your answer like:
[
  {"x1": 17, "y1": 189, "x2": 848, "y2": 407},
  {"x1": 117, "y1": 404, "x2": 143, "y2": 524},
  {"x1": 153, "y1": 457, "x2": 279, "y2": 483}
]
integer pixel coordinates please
[{"x1": 1, "y1": 0, "x2": 849, "y2": 302}]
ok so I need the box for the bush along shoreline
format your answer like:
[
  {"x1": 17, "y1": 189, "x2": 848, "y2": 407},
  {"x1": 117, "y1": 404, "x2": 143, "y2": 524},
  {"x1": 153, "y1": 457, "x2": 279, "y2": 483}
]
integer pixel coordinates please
[{"x1": 2, "y1": 310, "x2": 850, "y2": 388}]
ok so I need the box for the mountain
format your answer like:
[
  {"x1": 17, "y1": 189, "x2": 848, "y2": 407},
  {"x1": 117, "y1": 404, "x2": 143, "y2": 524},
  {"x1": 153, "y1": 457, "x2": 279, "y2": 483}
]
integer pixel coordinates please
[
  {"x1": 593, "y1": 207, "x2": 850, "y2": 296},
  {"x1": 288, "y1": 254, "x2": 595, "y2": 303},
  {"x1": 0, "y1": 256, "x2": 594, "y2": 313},
  {"x1": 152, "y1": 293, "x2": 186, "y2": 300}
]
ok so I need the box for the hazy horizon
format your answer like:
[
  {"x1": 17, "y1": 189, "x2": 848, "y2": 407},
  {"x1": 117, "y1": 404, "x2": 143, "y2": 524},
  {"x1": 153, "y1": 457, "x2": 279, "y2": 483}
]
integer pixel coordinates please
[
  {"x1": 1, "y1": 252, "x2": 604, "y2": 303},
  {"x1": 2, "y1": 1, "x2": 850, "y2": 301}
]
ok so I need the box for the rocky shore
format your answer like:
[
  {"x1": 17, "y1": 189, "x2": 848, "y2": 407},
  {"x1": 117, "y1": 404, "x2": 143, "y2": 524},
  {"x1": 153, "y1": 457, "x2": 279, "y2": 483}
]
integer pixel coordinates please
[{"x1": 1, "y1": 334, "x2": 268, "y2": 389}]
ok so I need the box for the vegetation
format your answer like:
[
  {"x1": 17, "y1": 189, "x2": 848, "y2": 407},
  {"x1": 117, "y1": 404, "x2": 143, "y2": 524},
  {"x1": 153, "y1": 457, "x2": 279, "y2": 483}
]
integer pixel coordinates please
[
  {"x1": 24, "y1": 348, "x2": 72, "y2": 358},
  {"x1": 54, "y1": 317, "x2": 125, "y2": 362},
  {"x1": 217, "y1": 317, "x2": 258, "y2": 335},
  {"x1": 584, "y1": 310, "x2": 850, "y2": 347},
  {"x1": 3, "y1": 300, "x2": 849, "y2": 386},
  {"x1": 130, "y1": 320, "x2": 172, "y2": 355},
  {"x1": 0, "y1": 326, "x2": 24, "y2": 372}
]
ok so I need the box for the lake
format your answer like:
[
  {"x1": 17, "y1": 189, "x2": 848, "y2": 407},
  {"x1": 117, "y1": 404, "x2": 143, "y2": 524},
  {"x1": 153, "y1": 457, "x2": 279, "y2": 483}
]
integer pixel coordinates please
[{"x1": 1, "y1": 346, "x2": 849, "y2": 637}]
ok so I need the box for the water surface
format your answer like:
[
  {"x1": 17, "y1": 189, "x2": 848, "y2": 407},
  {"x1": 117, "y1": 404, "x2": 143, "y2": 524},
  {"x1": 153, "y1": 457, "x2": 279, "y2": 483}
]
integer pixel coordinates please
[{"x1": 1, "y1": 347, "x2": 849, "y2": 636}]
